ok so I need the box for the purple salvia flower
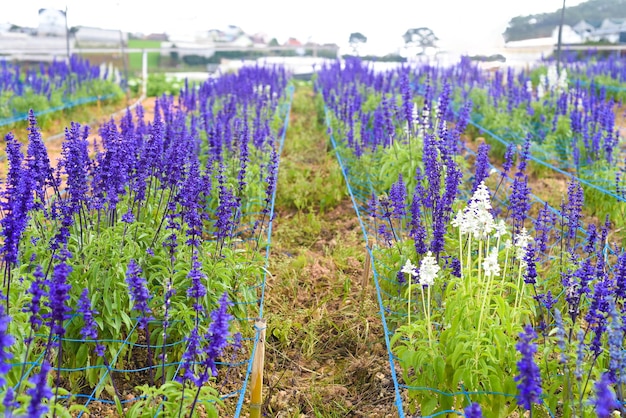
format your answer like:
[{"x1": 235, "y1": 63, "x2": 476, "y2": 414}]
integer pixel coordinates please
[
  {"x1": 563, "y1": 180, "x2": 584, "y2": 244},
  {"x1": 582, "y1": 223, "x2": 597, "y2": 253},
  {"x1": 121, "y1": 211, "x2": 135, "y2": 223},
  {"x1": 179, "y1": 326, "x2": 203, "y2": 385},
  {"x1": 396, "y1": 269, "x2": 406, "y2": 286},
  {"x1": 389, "y1": 174, "x2": 406, "y2": 219},
  {"x1": 472, "y1": 143, "x2": 491, "y2": 193},
  {"x1": 24, "y1": 265, "x2": 45, "y2": 331},
  {"x1": 614, "y1": 253, "x2": 626, "y2": 301},
  {"x1": 187, "y1": 255, "x2": 207, "y2": 315},
  {"x1": 502, "y1": 142, "x2": 517, "y2": 175},
  {"x1": 202, "y1": 292, "x2": 233, "y2": 378},
  {"x1": 464, "y1": 402, "x2": 483, "y2": 418},
  {"x1": 509, "y1": 174, "x2": 531, "y2": 233},
  {"x1": 26, "y1": 361, "x2": 53, "y2": 418},
  {"x1": 0, "y1": 300, "x2": 15, "y2": 386},
  {"x1": 26, "y1": 110, "x2": 54, "y2": 212},
  {"x1": 125, "y1": 260, "x2": 153, "y2": 330},
  {"x1": 586, "y1": 273, "x2": 611, "y2": 356},
  {"x1": 574, "y1": 329, "x2": 585, "y2": 381},
  {"x1": 45, "y1": 261, "x2": 72, "y2": 338},
  {"x1": 179, "y1": 161, "x2": 204, "y2": 248},
  {"x1": 517, "y1": 136, "x2": 531, "y2": 174},
  {"x1": 593, "y1": 373, "x2": 619, "y2": 418},
  {"x1": 515, "y1": 324, "x2": 543, "y2": 411},
  {"x1": 214, "y1": 185, "x2": 237, "y2": 244},
  {"x1": 61, "y1": 122, "x2": 90, "y2": 215},
  {"x1": 409, "y1": 191, "x2": 427, "y2": 255},
  {"x1": 523, "y1": 244, "x2": 538, "y2": 284},
  {"x1": 1, "y1": 133, "x2": 34, "y2": 267},
  {"x1": 77, "y1": 288, "x2": 105, "y2": 356},
  {"x1": 422, "y1": 133, "x2": 441, "y2": 210},
  {"x1": 451, "y1": 258, "x2": 462, "y2": 279},
  {"x1": 533, "y1": 202, "x2": 553, "y2": 253},
  {"x1": 607, "y1": 301, "x2": 626, "y2": 385},
  {"x1": 400, "y1": 71, "x2": 413, "y2": 134},
  {"x1": 367, "y1": 193, "x2": 378, "y2": 219},
  {"x1": 3, "y1": 387, "x2": 18, "y2": 410},
  {"x1": 2, "y1": 133, "x2": 23, "y2": 204},
  {"x1": 263, "y1": 148, "x2": 279, "y2": 214}
]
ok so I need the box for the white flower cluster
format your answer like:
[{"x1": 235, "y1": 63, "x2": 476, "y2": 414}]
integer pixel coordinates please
[
  {"x1": 401, "y1": 259, "x2": 417, "y2": 276},
  {"x1": 401, "y1": 251, "x2": 440, "y2": 287},
  {"x1": 451, "y1": 181, "x2": 501, "y2": 240},
  {"x1": 482, "y1": 247, "x2": 501, "y2": 278},
  {"x1": 537, "y1": 65, "x2": 568, "y2": 99},
  {"x1": 405, "y1": 102, "x2": 421, "y2": 138},
  {"x1": 513, "y1": 227, "x2": 533, "y2": 260}
]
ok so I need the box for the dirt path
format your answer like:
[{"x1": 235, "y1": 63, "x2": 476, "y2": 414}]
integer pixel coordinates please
[
  {"x1": 0, "y1": 96, "x2": 154, "y2": 177},
  {"x1": 260, "y1": 84, "x2": 398, "y2": 417}
]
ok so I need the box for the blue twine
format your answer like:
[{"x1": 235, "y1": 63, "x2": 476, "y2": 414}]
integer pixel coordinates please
[
  {"x1": 322, "y1": 95, "x2": 611, "y2": 417},
  {"x1": 325, "y1": 104, "x2": 407, "y2": 417},
  {"x1": 0, "y1": 93, "x2": 118, "y2": 127},
  {"x1": 233, "y1": 83, "x2": 294, "y2": 418},
  {"x1": 464, "y1": 115, "x2": 626, "y2": 202}
]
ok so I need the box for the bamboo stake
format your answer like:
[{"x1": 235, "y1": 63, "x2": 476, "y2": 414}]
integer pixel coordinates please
[
  {"x1": 359, "y1": 247, "x2": 372, "y2": 316},
  {"x1": 249, "y1": 318, "x2": 267, "y2": 418},
  {"x1": 361, "y1": 248, "x2": 372, "y2": 289}
]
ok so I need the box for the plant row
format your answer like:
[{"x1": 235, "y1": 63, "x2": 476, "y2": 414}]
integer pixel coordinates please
[
  {"x1": 316, "y1": 58, "x2": 626, "y2": 417},
  {"x1": 0, "y1": 65, "x2": 290, "y2": 417},
  {"x1": 0, "y1": 56, "x2": 124, "y2": 126}
]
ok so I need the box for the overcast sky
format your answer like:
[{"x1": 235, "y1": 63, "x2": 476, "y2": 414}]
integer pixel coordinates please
[{"x1": 2, "y1": 0, "x2": 586, "y2": 54}]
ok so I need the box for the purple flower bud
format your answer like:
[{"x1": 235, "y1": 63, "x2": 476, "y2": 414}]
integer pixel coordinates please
[
  {"x1": 26, "y1": 361, "x2": 53, "y2": 418},
  {"x1": 0, "y1": 299, "x2": 15, "y2": 386},
  {"x1": 593, "y1": 373, "x2": 618, "y2": 418},
  {"x1": 125, "y1": 260, "x2": 153, "y2": 330},
  {"x1": 77, "y1": 288, "x2": 105, "y2": 356},
  {"x1": 464, "y1": 402, "x2": 483, "y2": 418},
  {"x1": 515, "y1": 325, "x2": 542, "y2": 411}
]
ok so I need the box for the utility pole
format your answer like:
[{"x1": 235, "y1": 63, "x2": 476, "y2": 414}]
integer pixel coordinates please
[
  {"x1": 556, "y1": 0, "x2": 566, "y2": 75},
  {"x1": 64, "y1": 6, "x2": 71, "y2": 63}
]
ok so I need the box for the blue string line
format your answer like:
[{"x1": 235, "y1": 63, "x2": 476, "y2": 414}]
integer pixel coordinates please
[
  {"x1": 322, "y1": 97, "x2": 602, "y2": 417},
  {"x1": 77, "y1": 320, "x2": 140, "y2": 417},
  {"x1": 0, "y1": 93, "x2": 117, "y2": 127},
  {"x1": 325, "y1": 104, "x2": 407, "y2": 418},
  {"x1": 465, "y1": 115, "x2": 626, "y2": 202},
  {"x1": 233, "y1": 83, "x2": 294, "y2": 418}
]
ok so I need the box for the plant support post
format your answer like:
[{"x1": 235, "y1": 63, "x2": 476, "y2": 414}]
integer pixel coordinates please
[{"x1": 249, "y1": 319, "x2": 267, "y2": 418}]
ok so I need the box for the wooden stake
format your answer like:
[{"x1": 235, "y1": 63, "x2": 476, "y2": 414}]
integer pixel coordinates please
[
  {"x1": 361, "y1": 248, "x2": 371, "y2": 290},
  {"x1": 359, "y1": 247, "x2": 372, "y2": 316},
  {"x1": 249, "y1": 318, "x2": 267, "y2": 418}
]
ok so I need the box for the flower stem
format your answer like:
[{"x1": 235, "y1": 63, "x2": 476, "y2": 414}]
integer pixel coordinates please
[
  {"x1": 420, "y1": 285, "x2": 433, "y2": 348},
  {"x1": 407, "y1": 274, "x2": 412, "y2": 325}
]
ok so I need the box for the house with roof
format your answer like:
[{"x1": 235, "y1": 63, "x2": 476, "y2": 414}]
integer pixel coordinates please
[
  {"x1": 74, "y1": 26, "x2": 127, "y2": 47},
  {"x1": 571, "y1": 18, "x2": 626, "y2": 43},
  {"x1": 38, "y1": 8, "x2": 66, "y2": 37}
]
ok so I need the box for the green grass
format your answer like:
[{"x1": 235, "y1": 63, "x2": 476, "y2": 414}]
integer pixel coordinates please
[
  {"x1": 128, "y1": 40, "x2": 162, "y2": 71},
  {"x1": 261, "y1": 83, "x2": 396, "y2": 415}
]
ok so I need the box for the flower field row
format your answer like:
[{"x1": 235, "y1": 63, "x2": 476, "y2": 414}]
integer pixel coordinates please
[
  {"x1": 0, "y1": 65, "x2": 291, "y2": 417},
  {"x1": 317, "y1": 58, "x2": 626, "y2": 417},
  {"x1": 0, "y1": 56, "x2": 124, "y2": 127}
]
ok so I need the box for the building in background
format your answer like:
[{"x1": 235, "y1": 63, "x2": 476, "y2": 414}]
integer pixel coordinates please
[
  {"x1": 37, "y1": 8, "x2": 66, "y2": 37},
  {"x1": 75, "y1": 26, "x2": 127, "y2": 47}
]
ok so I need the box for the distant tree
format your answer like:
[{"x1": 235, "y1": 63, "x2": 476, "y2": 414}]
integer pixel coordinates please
[
  {"x1": 403, "y1": 27, "x2": 438, "y2": 55},
  {"x1": 349, "y1": 32, "x2": 368, "y2": 56},
  {"x1": 268, "y1": 38, "x2": 280, "y2": 47}
]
